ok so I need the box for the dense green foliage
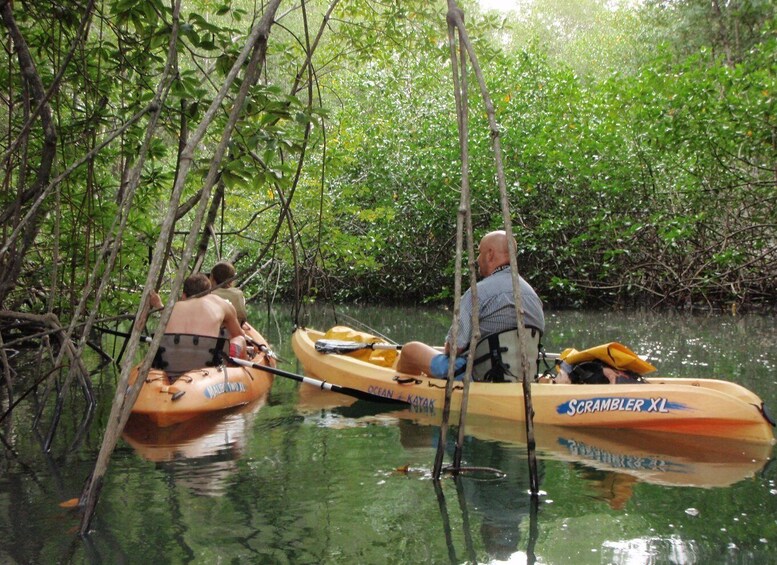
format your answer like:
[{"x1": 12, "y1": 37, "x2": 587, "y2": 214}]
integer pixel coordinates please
[
  {"x1": 306, "y1": 0, "x2": 777, "y2": 308},
  {"x1": 1, "y1": 0, "x2": 775, "y2": 322}
]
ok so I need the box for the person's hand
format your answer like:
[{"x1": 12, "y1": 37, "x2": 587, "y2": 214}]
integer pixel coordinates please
[{"x1": 149, "y1": 290, "x2": 163, "y2": 310}]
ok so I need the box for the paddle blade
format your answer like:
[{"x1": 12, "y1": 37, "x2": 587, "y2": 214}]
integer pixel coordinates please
[
  {"x1": 315, "y1": 339, "x2": 373, "y2": 354},
  {"x1": 315, "y1": 339, "x2": 400, "y2": 354}
]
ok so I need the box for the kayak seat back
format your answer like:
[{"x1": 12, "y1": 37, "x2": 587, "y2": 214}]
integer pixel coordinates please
[
  {"x1": 153, "y1": 334, "x2": 227, "y2": 377},
  {"x1": 471, "y1": 326, "x2": 542, "y2": 383}
]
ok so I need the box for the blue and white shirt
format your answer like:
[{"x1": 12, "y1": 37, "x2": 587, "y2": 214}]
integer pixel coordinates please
[{"x1": 447, "y1": 266, "x2": 545, "y2": 351}]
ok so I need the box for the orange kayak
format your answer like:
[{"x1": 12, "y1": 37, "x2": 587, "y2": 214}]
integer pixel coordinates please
[{"x1": 130, "y1": 325, "x2": 275, "y2": 427}]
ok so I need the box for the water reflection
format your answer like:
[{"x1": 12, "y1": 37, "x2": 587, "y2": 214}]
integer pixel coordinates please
[
  {"x1": 297, "y1": 383, "x2": 771, "y2": 490},
  {"x1": 298, "y1": 384, "x2": 544, "y2": 562},
  {"x1": 397, "y1": 415, "x2": 542, "y2": 563},
  {"x1": 296, "y1": 381, "x2": 775, "y2": 562},
  {"x1": 3, "y1": 305, "x2": 777, "y2": 564},
  {"x1": 121, "y1": 398, "x2": 267, "y2": 496},
  {"x1": 456, "y1": 438, "x2": 542, "y2": 561}
]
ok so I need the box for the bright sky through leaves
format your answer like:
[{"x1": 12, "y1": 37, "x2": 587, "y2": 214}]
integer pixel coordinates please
[{"x1": 479, "y1": 0, "x2": 522, "y2": 12}]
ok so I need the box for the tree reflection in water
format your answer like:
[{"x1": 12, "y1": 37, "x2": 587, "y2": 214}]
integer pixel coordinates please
[{"x1": 400, "y1": 419, "x2": 543, "y2": 563}]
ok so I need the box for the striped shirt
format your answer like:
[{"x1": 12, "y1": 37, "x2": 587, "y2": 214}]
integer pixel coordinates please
[{"x1": 447, "y1": 267, "x2": 545, "y2": 351}]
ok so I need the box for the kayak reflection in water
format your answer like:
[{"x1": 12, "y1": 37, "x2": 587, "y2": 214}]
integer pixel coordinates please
[
  {"x1": 456, "y1": 436, "x2": 544, "y2": 560},
  {"x1": 398, "y1": 420, "x2": 543, "y2": 561}
]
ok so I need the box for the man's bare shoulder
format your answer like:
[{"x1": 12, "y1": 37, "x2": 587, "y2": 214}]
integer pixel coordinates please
[
  {"x1": 205, "y1": 293, "x2": 229, "y2": 304},
  {"x1": 205, "y1": 293, "x2": 237, "y2": 314}
]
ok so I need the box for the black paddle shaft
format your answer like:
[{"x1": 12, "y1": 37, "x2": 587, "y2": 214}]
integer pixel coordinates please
[{"x1": 230, "y1": 357, "x2": 408, "y2": 405}]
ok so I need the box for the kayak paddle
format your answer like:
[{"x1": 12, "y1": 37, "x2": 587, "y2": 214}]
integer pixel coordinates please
[
  {"x1": 314, "y1": 339, "x2": 402, "y2": 354},
  {"x1": 229, "y1": 357, "x2": 409, "y2": 405}
]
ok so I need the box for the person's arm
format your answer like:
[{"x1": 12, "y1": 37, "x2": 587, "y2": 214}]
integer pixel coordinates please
[
  {"x1": 221, "y1": 300, "x2": 243, "y2": 339},
  {"x1": 451, "y1": 289, "x2": 473, "y2": 354},
  {"x1": 149, "y1": 290, "x2": 163, "y2": 310}
]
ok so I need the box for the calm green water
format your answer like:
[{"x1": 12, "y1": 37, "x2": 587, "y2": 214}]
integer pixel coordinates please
[{"x1": 1, "y1": 305, "x2": 776, "y2": 564}]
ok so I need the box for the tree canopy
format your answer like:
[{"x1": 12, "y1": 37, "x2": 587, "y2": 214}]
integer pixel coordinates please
[{"x1": 1, "y1": 0, "x2": 775, "y2": 328}]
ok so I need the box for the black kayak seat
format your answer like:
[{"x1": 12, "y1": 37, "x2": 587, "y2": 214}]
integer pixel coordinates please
[
  {"x1": 152, "y1": 333, "x2": 227, "y2": 376},
  {"x1": 464, "y1": 326, "x2": 543, "y2": 383}
]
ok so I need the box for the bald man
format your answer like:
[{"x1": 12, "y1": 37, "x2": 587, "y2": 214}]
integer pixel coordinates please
[{"x1": 396, "y1": 230, "x2": 544, "y2": 378}]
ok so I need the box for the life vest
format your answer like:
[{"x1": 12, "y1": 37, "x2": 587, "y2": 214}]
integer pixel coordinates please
[
  {"x1": 559, "y1": 342, "x2": 656, "y2": 375},
  {"x1": 556, "y1": 342, "x2": 655, "y2": 384},
  {"x1": 470, "y1": 326, "x2": 543, "y2": 383}
]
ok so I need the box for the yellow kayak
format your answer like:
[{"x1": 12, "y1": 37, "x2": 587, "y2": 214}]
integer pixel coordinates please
[{"x1": 291, "y1": 326, "x2": 775, "y2": 444}]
